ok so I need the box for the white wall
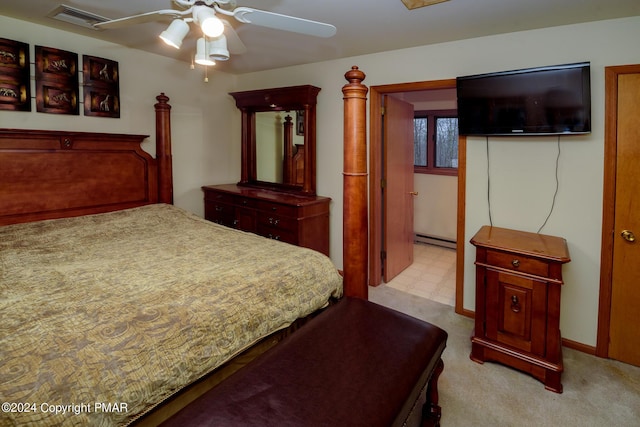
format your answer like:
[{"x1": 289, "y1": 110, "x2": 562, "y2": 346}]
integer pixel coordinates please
[
  {"x1": 235, "y1": 16, "x2": 640, "y2": 347},
  {"x1": 0, "y1": 15, "x2": 238, "y2": 217},
  {"x1": 414, "y1": 174, "x2": 457, "y2": 241}
]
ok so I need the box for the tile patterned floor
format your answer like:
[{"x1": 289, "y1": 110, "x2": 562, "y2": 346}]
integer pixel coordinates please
[{"x1": 383, "y1": 243, "x2": 456, "y2": 307}]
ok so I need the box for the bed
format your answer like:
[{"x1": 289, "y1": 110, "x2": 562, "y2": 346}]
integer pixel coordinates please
[
  {"x1": 0, "y1": 203, "x2": 341, "y2": 426},
  {"x1": 0, "y1": 67, "x2": 370, "y2": 426}
]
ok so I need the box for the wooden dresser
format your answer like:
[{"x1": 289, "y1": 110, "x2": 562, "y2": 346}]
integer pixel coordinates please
[
  {"x1": 470, "y1": 226, "x2": 570, "y2": 393},
  {"x1": 203, "y1": 184, "x2": 331, "y2": 256}
]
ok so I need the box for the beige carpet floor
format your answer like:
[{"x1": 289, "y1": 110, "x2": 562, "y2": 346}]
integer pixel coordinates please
[{"x1": 368, "y1": 284, "x2": 640, "y2": 427}]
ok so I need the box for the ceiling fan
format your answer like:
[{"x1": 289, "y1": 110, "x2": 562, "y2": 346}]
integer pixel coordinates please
[{"x1": 93, "y1": 0, "x2": 337, "y2": 66}]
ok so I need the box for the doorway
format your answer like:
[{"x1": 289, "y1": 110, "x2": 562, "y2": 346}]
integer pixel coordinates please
[
  {"x1": 597, "y1": 64, "x2": 640, "y2": 366},
  {"x1": 369, "y1": 79, "x2": 470, "y2": 316}
]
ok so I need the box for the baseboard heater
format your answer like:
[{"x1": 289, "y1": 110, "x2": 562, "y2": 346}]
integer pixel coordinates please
[{"x1": 414, "y1": 233, "x2": 456, "y2": 249}]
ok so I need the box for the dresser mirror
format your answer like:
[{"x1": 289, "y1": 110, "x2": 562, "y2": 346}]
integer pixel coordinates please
[
  {"x1": 230, "y1": 85, "x2": 320, "y2": 195},
  {"x1": 255, "y1": 111, "x2": 305, "y2": 185}
]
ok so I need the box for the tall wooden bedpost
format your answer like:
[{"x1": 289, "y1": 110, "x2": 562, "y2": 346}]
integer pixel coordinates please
[
  {"x1": 342, "y1": 66, "x2": 369, "y2": 299},
  {"x1": 155, "y1": 93, "x2": 174, "y2": 204}
]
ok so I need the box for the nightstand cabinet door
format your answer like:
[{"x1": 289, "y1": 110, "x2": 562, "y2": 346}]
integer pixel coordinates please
[{"x1": 485, "y1": 270, "x2": 547, "y2": 355}]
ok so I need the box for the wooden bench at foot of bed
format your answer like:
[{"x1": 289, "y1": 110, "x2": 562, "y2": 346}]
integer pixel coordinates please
[{"x1": 160, "y1": 297, "x2": 448, "y2": 427}]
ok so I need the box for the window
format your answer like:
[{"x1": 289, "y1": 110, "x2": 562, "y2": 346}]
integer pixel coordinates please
[{"x1": 414, "y1": 109, "x2": 458, "y2": 175}]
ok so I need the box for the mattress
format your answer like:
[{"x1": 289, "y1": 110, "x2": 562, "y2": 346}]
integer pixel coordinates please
[{"x1": 0, "y1": 204, "x2": 342, "y2": 426}]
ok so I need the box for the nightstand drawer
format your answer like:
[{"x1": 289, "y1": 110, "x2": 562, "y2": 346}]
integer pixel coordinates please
[{"x1": 486, "y1": 249, "x2": 548, "y2": 277}]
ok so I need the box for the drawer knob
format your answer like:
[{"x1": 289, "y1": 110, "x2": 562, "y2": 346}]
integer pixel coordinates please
[
  {"x1": 510, "y1": 295, "x2": 521, "y2": 313},
  {"x1": 511, "y1": 259, "x2": 520, "y2": 268},
  {"x1": 268, "y1": 217, "x2": 280, "y2": 225}
]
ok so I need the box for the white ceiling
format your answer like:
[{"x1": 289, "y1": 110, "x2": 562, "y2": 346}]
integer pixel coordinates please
[{"x1": 2, "y1": 0, "x2": 639, "y2": 75}]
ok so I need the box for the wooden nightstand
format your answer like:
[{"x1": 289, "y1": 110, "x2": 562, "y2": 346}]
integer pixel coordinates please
[{"x1": 470, "y1": 226, "x2": 570, "y2": 393}]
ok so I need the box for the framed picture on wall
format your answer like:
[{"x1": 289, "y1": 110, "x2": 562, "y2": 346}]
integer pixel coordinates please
[
  {"x1": 84, "y1": 87, "x2": 120, "y2": 117},
  {"x1": 83, "y1": 55, "x2": 118, "y2": 85},
  {"x1": 35, "y1": 79, "x2": 79, "y2": 114},
  {"x1": 0, "y1": 37, "x2": 31, "y2": 111},
  {"x1": 35, "y1": 45, "x2": 79, "y2": 115},
  {"x1": 83, "y1": 55, "x2": 120, "y2": 118}
]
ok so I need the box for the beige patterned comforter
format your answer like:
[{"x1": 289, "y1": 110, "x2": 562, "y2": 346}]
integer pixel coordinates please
[{"x1": 0, "y1": 204, "x2": 342, "y2": 427}]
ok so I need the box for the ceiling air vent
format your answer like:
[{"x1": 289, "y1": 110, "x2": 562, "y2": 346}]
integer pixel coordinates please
[{"x1": 47, "y1": 4, "x2": 109, "y2": 30}]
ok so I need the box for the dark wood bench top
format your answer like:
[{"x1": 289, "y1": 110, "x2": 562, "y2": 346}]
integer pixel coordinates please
[{"x1": 161, "y1": 297, "x2": 448, "y2": 427}]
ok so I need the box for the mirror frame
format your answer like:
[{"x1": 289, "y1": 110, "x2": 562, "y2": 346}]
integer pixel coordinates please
[{"x1": 230, "y1": 85, "x2": 321, "y2": 195}]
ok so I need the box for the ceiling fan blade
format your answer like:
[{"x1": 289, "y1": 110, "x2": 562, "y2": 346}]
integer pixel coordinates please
[
  {"x1": 93, "y1": 9, "x2": 188, "y2": 30},
  {"x1": 222, "y1": 21, "x2": 247, "y2": 54},
  {"x1": 232, "y1": 7, "x2": 336, "y2": 38}
]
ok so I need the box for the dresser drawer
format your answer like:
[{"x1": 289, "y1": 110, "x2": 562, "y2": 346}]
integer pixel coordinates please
[
  {"x1": 486, "y1": 249, "x2": 548, "y2": 277},
  {"x1": 205, "y1": 191, "x2": 257, "y2": 209},
  {"x1": 257, "y1": 224, "x2": 297, "y2": 244},
  {"x1": 257, "y1": 214, "x2": 297, "y2": 232},
  {"x1": 204, "y1": 201, "x2": 234, "y2": 223},
  {"x1": 255, "y1": 200, "x2": 298, "y2": 217},
  {"x1": 205, "y1": 191, "x2": 233, "y2": 204},
  {"x1": 234, "y1": 197, "x2": 256, "y2": 209}
]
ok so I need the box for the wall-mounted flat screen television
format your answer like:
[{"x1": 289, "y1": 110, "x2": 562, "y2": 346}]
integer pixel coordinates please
[{"x1": 456, "y1": 62, "x2": 591, "y2": 136}]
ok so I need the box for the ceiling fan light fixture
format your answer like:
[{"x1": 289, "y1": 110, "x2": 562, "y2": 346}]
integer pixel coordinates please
[
  {"x1": 208, "y1": 35, "x2": 230, "y2": 61},
  {"x1": 195, "y1": 38, "x2": 216, "y2": 66},
  {"x1": 194, "y1": 6, "x2": 224, "y2": 38},
  {"x1": 159, "y1": 19, "x2": 190, "y2": 49}
]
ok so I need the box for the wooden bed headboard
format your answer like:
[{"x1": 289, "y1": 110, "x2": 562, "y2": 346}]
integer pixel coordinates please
[{"x1": 0, "y1": 93, "x2": 173, "y2": 225}]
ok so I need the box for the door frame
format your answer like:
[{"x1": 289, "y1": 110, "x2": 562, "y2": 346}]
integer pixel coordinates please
[
  {"x1": 369, "y1": 79, "x2": 471, "y2": 316},
  {"x1": 596, "y1": 64, "x2": 640, "y2": 357}
]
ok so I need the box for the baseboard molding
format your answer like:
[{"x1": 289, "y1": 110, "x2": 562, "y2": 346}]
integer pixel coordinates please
[
  {"x1": 458, "y1": 308, "x2": 475, "y2": 319},
  {"x1": 414, "y1": 233, "x2": 456, "y2": 249},
  {"x1": 562, "y1": 337, "x2": 597, "y2": 355},
  {"x1": 462, "y1": 309, "x2": 598, "y2": 356}
]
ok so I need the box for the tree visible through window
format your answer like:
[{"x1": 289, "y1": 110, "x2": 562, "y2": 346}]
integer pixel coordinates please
[{"x1": 414, "y1": 109, "x2": 458, "y2": 175}]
